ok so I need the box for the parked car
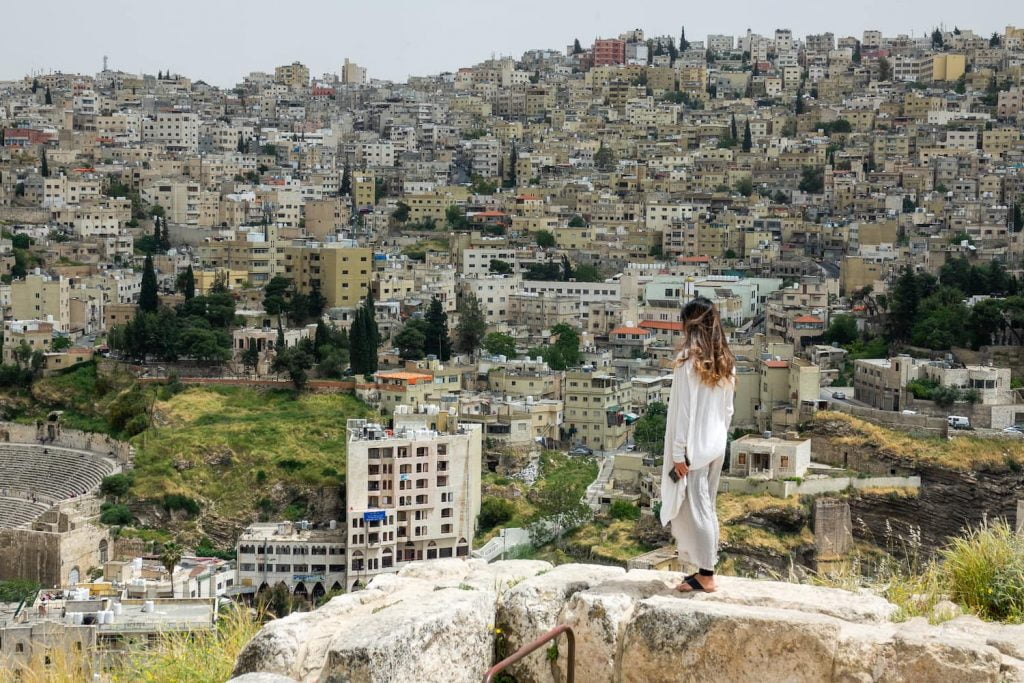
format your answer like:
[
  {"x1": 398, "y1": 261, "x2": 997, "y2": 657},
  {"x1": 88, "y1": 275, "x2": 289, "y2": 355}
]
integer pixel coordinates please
[
  {"x1": 947, "y1": 416, "x2": 972, "y2": 430},
  {"x1": 1002, "y1": 427, "x2": 1024, "y2": 437},
  {"x1": 568, "y1": 445, "x2": 593, "y2": 456},
  {"x1": 831, "y1": 391, "x2": 846, "y2": 400},
  {"x1": 901, "y1": 410, "x2": 917, "y2": 415}
]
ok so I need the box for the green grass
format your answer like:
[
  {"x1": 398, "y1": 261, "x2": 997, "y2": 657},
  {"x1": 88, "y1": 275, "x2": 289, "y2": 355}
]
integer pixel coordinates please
[{"x1": 130, "y1": 386, "x2": 374, "y2": 521}]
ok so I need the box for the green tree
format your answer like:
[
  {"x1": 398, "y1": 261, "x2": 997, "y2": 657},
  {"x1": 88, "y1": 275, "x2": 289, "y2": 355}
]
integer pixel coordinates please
[
  {"x1": 395, "y1": 319, "x2": 428, "y2": 360},
  {"x1": 483, "y1": 332, "x2": 516, "y2": 358},
  {"x1": 572, "y1": 263, "x2": 602, "y2": 282},
  {"x1": 44, "y1": 86, "x2": 52, "y2": 105},
  {"x1": 823, "y1": 315, "x2": 858, "y2": 345},
  {"x1": 593, "y1": 143, "x2": 615, "y2": 171},
  {"x1": 735, "y1": 177, "x2": 753, "y2": 197},
  {"x1": 567, "y1": 215, "x2": 587, "y2": 228},
  {"x1": 424, "y1": 296, "x2": 451, "y2": 360},
  {"x1": 530, "y1": 323, "x2": 581, "y2": 370},
  {"x1": 990, "y1": 33, "x2": 1002, "y2": 47},
  {"x1": 878, "y1": 57, "x2": 891, "y2": 82},
  {"x1": 798, "y1": 166, "x2": 824, "y2": 194},
  {"x1": 241, "y1": 340, "x2": 260, "y2": 376},
  {"x1": 340, "y1": 165, "x2": 351, "y2": 197},
  {"x1": 272, "y1": 346, "x2": 314, "y2": 391},
  {"x1": 263, "y1": 275, "x2": 291, "y2": 317},
  {"x1": 931, "y1": 28, "x2": 944, "y2": 49},
  {"x1": 392, "y1": 201, "x2": 410, "y2": 223},
  {"x1": 795, "y1": 85, "x2": 805, "y2": 114},
  {"x1": 506, "y1": 142, "x2": 517, "y2": 188},
  {"x1": 888, "y1": 266, "x2": 931, "y2": 342},
  {"x1": 478, "y1": 498, "x2": 515, "y2": 531},
  {"x1": 679, "y1": 26, "x2": 690, "y2": 52},
  {"x1": 455, "y1": 292, "x2": 487, "y2": 355},
  {"x1": 534, "y1": 230, "x2": 556, "y2": 248},
  {"x1": 573, "y1": 38, "x2": 584, "y2": 55},
  {"x1": 741, "y1": 120, "x2": 752, "y2": 152},
  {"x1": 1012, "y1": 203, "x2": 1022, "y2": 233},
  {"x1": 40, "y1": 148, "x2": 49, "y2": 177},
  {"x1": 489, "y1": 258, "x2": 513, "y2": 275},
  {"x1": 177, "y1": 264, "x2": 196, "y2": 300},
  {"x1": 139, "y1": 254, "x2": 159, "y2": 313},
  {"x1": 730, "y1": 114, "x2": 738, "y2": 141},
  {"x1": 633, "y1": 402, "x2": 667, "y2": 455}
]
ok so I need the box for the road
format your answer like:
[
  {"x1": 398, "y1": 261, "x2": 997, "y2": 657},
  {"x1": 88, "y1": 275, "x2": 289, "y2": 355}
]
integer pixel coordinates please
[{"x1": 819, "y1": 387, "x2": 869, "y2": 408}]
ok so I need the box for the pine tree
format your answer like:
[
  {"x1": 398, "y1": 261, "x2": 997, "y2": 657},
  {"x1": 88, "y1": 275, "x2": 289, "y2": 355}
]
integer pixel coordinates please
[
  {"x1": 742, "y1": 120, "x2": 752, "y2": 152},
  {"x1": 573, "y1": 39, "x2": 584, "y2": 55},
  {"x1": 561, "y1": 255, "x2": 574, "y2": 281},
  {"x1": 152, "y1": 217, "x2": 162, "y2": 251},
  {"x1": 730, "y1": 114, "x2": 738, "y2": 141},
  {"x1": 40, "y1": 149, "x2": 49, "y2": 178},
  {"x1": 1013, "y1": 202, "x2": 1023, "y2": 233},
  {"x1": 182, "y1": 264, "x2": 195, "y2": 300},
  {"x1": 44, "y1": 87, "x2": 52, "y2": 105},
  {"x1": 31, "y1": 78, "x2": 39, "y2": 94},
  {"x1": 139, "y1": 254, "x2": 159, "y2": 313},
  {"x1": 679, "y1": 27, "x2": 690, "y2": 52},
  {"x1": 424, "y1": 296, "x2": 451, "y2": 361},
  {"x1": 795, "y1": 85, "x2": 805, "y2": 115}
]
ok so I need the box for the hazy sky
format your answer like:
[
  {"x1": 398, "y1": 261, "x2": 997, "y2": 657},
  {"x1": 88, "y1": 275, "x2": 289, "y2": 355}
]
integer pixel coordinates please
[{"x1": 4, "y1": 1, "x2": 1014, "y2": 86}]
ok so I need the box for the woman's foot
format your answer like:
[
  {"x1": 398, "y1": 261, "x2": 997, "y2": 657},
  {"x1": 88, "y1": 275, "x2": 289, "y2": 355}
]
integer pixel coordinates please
[{"x1": 676, "y1": 573, "x2": 716, "y2": 593}]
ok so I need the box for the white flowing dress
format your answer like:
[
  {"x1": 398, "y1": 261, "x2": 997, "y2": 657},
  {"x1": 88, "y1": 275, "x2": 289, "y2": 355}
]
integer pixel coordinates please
[{"x1": 659, "y1": 356, "x2": 735, "y2": 570}]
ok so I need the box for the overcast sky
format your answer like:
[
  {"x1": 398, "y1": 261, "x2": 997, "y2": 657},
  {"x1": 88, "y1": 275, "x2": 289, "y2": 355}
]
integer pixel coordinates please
[{"x1": 3, "y1": 0, "x2": 1014, "y2": 86}]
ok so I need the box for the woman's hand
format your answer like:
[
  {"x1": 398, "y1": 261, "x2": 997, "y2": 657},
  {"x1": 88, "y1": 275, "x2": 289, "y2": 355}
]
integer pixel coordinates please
[{"x1": 673, "y1": 461, "x2": 689, "y2": 479}]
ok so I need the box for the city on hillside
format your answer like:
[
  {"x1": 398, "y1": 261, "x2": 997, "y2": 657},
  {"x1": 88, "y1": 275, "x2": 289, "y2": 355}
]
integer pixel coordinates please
[{"x1": 2, "y1": 18, "x2": 1024, "y2": 681}]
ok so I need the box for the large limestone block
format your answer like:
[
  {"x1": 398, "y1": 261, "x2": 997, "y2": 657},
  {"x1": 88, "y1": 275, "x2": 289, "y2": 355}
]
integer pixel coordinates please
[
  {"x1": 232, "y1": 590, "x2": 389, "y2": 680},
  {"x1": 556, "y1": 574, "x2": 675, "y2": 683},
  {"x1": 688, "y1": 575, "x2": 897, "y2": 624},
  {"x1": 620, "y1": 596, "x2": 845, "y2": 683},
  {"x1": 396, "y1": 557, "x2": 487, "y2": 582},
  {"x1": 227, "y1": 674, "x2": 298, "y2": 683},
  {"x1": 461, "y1": 559, "x2": 554, "y2": 592},
  {"x1": 497, "y1": 563, "x2": 625, "y2": 682},
  {"x1": 320, "y1": 586, "x2": 496, "y2": 682}
]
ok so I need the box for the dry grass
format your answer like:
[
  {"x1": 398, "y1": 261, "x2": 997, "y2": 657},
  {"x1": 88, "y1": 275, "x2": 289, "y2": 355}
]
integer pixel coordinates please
[
  {"x1": 811, "y1": 411, "x2": 1024, "y2": 470},
  {"x1": 0, "y1": 605, "x2": 261, "y2": 683},
  {"x1": 857, "y1": 486, "x2": 920, "y2": 499},
  {"x1": 717, "y1": 492, "x2": 804, "y2": 524},
  {"x1": 566, "y1": 518, "x2": 654, "y2": 562}
]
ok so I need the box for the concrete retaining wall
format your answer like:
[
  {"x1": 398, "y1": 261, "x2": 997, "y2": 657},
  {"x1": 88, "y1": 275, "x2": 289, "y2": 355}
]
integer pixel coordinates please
[{"x1": 720, "y1": 475, "x2": 921, "y2": 498}]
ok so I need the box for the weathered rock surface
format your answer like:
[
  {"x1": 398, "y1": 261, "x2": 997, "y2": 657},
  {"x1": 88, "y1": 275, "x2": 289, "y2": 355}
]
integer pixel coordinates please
[{"x1": 232, "y1": 560, "x2": 1024, "y2": 683}]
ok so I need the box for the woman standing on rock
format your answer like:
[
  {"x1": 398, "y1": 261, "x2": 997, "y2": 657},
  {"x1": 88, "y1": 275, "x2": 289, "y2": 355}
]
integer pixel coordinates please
[{"x1": 659, "y1": 297, "x2": 735, "y2": 593}]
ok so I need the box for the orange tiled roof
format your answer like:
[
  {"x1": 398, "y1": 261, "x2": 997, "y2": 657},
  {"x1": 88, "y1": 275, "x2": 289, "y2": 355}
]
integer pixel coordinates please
[
  {"x1": 640, "y1": 320, "x2": 683, "y2": 331},
  {"x1": 793, "y1": 314, "x2": 824, "y2": 323},
  {"x1": 764, "y1": 360, "x2": 788, "y2": 368},
  {"x1": 376, "y1": 371, "x2": 433, "y2": 384},
  {"x1": 610, "y1": 326, "x2": 652, "y2": 336}
]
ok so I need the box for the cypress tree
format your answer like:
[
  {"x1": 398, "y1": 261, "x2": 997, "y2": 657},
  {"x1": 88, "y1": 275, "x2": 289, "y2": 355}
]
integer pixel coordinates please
[
  {"x1": 742, "y1": 120, "x2": 752, "y2": 152},
  {"x1": 40, "y1": 149, "x2": 49, "y2": 177},
  {"x1": 424, "y1": 296, "x2": 451, "y2": 361},
  {"x1": 363, "y1": 292, "x2": 379, "y2": 373},
  {"x1": 349, "y1": 307, "x2": 366, "y2": 374},
  {"x1": 44, "y1": 87, "x2": 52, "y2": 105},
  {"x1": 161, "y1": 216, "x2": 171, "y2": 251},
  {"x1": 730, "y1": 114, "x2": 738, "y2": 141},
  {"x1": 340, "y1": 165, "x2": 351, "y2": 197},
  {"x1": 139, "y1": 254, "x2": 159, "y2": 313},
  {"x1": 182, "y1": 264, "x2": 195, "y2": 300},
  {"x1": 152, "y1": 217, "x2": 162, "y2": 252}
]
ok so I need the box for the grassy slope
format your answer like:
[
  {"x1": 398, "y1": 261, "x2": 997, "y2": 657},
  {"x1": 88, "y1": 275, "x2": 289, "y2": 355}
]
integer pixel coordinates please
[
  {"x1": 810, "y1": 410, "x2": 1024, "y2": 470},
  {"x1": 134, "y1": 387, "x2": 375, "y2": 520}
]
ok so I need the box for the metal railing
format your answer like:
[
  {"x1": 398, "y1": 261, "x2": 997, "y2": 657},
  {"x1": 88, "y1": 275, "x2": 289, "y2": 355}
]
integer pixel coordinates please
[{"x1": 482, "y1": 624, "x2": 575, "y2": 683}]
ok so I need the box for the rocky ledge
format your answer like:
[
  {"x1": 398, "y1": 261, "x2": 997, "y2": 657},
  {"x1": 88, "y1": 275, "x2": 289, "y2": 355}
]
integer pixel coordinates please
[{"x1": 230, "y1": 560, "x2": 1024, "y2": 682}]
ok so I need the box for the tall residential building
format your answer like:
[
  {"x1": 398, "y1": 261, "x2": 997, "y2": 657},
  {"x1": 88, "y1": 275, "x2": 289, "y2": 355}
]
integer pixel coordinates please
[
  {"x1": 341, "y1": 59, "x2": 367, "y2": 85},
  {"x1": 11, "y1": 273, "x2": 71, "y2": 331},
  {"x1": 563, "y1": 368, "x2": 632, "y2": 451},
  {"x1": 344, "y1": 420, "x2": 482, "y2": 591},
  {"x1": 592, "y1": 39, "x2": 626, "y2": 66},
  {"x1": 274, "y1": 61, "x2": 310, "y2": 89},
  {"x1": 282, "y1": 243, "x2": 372, "y2": 309},
  {"x1": 140, "y1": 111, "x2": 199, "y2": 153},
  {"x1": 236, "y1": 522, "x2": 349, "y2": 598}
]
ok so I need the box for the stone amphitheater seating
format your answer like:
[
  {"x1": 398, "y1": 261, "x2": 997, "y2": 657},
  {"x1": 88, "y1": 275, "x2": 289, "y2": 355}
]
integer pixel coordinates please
[
  {"x1": 0, "y1": 497, "x2": 50, "y2": 528},
  {"x1": 0, "y1": 444, "x2": 117, "y2": 520}
]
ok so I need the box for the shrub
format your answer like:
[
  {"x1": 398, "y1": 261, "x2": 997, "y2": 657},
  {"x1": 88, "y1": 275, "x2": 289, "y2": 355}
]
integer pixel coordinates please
[
  {"x1": 255, "y1": 469, "x2": 267, "y2": 484},
  {"x1": 99, "y1": 502, "x2": 133, "y2": 525},
  {"x1": 276, "y1": 458, "x2": 306, "y2": 472},
  {"x1": 100, "y1": 473, "x2": 133, "y2": 498},
  {"x1": 478, "y1": 498, "x2": 515, "y2": 531},
  {"x1": 162, "y1": 494, "x2": 201, "y2": 516},
  {"x1": 0, "y1": 579, "x2": 40, "y2": 604},
  {"x1": 942, "y1": 520, "x2": 1024, "y2": 622},
  {"x1": 608, "y1": 500, "x2": 641, "y2": 521}
]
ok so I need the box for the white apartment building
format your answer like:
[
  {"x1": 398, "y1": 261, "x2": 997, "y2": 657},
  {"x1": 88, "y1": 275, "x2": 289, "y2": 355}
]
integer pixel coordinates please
[
  {"x1": 344, "y1": 420, "x2": 481, "y2": 591},
  {"x1": 141, "y1": 111, "x2": 199, "y2": 153},
  {"x1": 707, "y1": 34, "x2": 734, "y2": 52},
  {"x1": 460, "y1": 246, "x2": 522, "y2": 275},
  {"x1": 358, "y1": 141, "x2": 396, "y2": 168},
  {"x1": 460, "y1": 273, "x2": 522, "y2": 323},
  {"x1": 236, "y1": 521, "x2": 348, "y2": 599}
]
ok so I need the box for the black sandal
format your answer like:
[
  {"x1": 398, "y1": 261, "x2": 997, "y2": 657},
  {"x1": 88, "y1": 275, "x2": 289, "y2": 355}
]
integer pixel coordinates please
[{"x1": 676, "y1": 576, "x2": 707, "y2": 592}]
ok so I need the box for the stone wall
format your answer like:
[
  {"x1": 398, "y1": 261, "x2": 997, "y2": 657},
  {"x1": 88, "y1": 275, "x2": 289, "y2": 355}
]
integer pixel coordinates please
[
  {"x1": 0, "y1": 420, "x2": 133, "y2": 467},
  {"x1": 229, "y1": 559, "x2": 1024, "y2": 682},
  {"x1": 828, "y1": 401, "x2": 948, "y2": 436},
  {"x1": 0, "y1": 206, "x2": 50, "y2": 225}
]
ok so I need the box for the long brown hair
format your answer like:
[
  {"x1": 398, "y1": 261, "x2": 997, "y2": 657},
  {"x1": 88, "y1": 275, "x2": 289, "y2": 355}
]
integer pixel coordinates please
[{"x1": 674, "y1": 296, "x2": 735, "y2": 386}]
